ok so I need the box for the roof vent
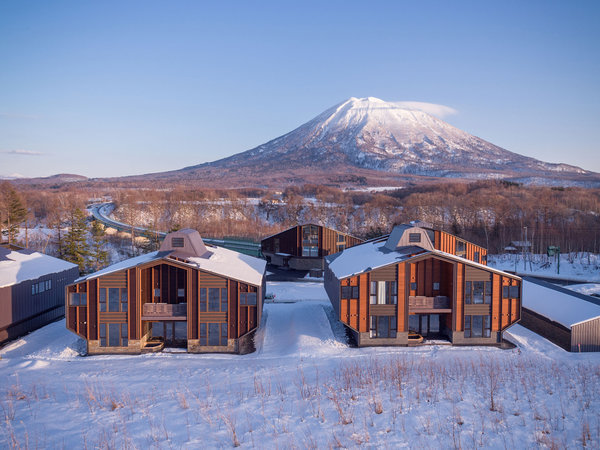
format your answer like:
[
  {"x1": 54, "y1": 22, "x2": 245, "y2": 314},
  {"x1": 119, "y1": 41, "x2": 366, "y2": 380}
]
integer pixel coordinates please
[{"x1": 159, "y1": 229, "x2": 212, "y2": 259}]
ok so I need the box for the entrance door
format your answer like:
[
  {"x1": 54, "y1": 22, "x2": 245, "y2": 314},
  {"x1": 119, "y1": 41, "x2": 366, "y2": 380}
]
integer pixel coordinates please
[{"x1": 409, "y1": 314, "x2": 441, "y2": 338}]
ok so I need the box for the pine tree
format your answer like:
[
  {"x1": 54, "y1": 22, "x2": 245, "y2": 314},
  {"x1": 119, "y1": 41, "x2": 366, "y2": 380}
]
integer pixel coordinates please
[
  {"x1": 89, "y1": 220, "x2": 109, "y2": 272},
  {"x1": 0, "y1": 182, "x2": 28, "y2": 244},
  {"x1": 64, "y1": 208, "x2": 90, "y2": 273}
]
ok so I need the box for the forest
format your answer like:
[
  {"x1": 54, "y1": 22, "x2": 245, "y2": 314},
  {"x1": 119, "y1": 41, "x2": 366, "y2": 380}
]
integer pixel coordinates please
[{"x1": 2, "y1": 179, "x2": 600, "y2": 263}]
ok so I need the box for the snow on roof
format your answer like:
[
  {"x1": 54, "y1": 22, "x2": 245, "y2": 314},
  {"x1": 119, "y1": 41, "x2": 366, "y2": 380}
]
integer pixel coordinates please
[
  {"x1": 523, "y1": 281, "x2": 600, "y2": 328},
  {"x1": 326, "y1": 240, "x2": 425, "y2": 279},
  {"x1": 75, "y1": 246, "x2": 266, "y2": 287},
  {"x1": 187, "y1": 245, "x2": 266, "y2": 286},
  {"x1": 326, "y1": 241, "x2": 521, "y2": 280},
  {"x1": 0, "y1": 247, "x2": 78, "y2": 288},
  {"x1": 75, "y1": 251, "x2": 165, "y2": 283}
]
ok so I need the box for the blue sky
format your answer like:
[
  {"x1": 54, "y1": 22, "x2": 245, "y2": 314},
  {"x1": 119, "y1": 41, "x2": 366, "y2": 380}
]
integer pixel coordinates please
[{"x1": 1, "y1": 1, "x2": 599, "y2": 178}]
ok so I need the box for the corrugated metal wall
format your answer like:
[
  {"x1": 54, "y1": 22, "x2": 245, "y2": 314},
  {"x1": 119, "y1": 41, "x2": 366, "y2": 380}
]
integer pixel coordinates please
[{"x1": 571, "y1": 317, "x2": 600, "y2": 352}]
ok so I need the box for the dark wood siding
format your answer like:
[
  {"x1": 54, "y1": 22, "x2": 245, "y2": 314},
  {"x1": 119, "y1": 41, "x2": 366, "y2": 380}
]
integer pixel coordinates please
[{"x1": 88, "y1": 278, "x2": 98, "y2": 340}]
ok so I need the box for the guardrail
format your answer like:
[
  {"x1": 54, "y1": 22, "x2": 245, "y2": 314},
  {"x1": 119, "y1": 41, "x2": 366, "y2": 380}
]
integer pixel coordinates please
[{"x1": 90, "y1": 202, "x2": 262, "y2": 257}]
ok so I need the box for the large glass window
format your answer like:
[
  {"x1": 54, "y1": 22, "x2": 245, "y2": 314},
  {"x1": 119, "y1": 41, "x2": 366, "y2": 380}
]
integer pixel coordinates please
[
  {"x1": 502, "y1": 285, "x2": 520, "y2": 299},
  {"x1": 369, "y1": 315, "x2": 397, "y2": 338},
  {"x1": 200, "y1": 287, "x2": 228, "y2": 312},
  {"x1": 302, "y1": 225, "x2": 319, "y2": 257},
  {"x1": 341, "y1": 286, "x2": 359, "y2": 299},
  {"x1": 370, "y1": 281, "x2": 397, "y2": 305},
  {"x1": 69, "y1": 292, "x2": 87, "y2": 306},
  {"x1": 464, "y1": 315, "x2": 491, "y2": 338},
  {"x1": 99, "y1": 288, "x2": 127, "y2": 312},
  {"x1": 200, "y1": 322, "x2": 228, "y2": 346},
  {"x1": 99, "y1": 323, "x2": 128, "y2": 347},
  {"x1": 465, "y1": 281, "x2": 492, "y2": 304},
  {"x1": 240, "y1": 285, "x2": 258, "y2": 306}
]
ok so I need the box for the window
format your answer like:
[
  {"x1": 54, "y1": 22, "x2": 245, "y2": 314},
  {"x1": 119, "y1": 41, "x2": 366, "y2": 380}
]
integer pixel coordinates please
[
  {"x1": 341, "y1": 286, "x2": 359, "y2": 299},
  {"x1": 337, "y1": 233, "x2": 345, "y2": 243},
  {"x1": 456, "y1": 240, "x2": 466, "y2": 257},
  {"x1": 99, "y1": 288, "x2": 127, "y2": 312},
  {"x1": 465, "y1": 281, "x2": 492, "y2": 304},
  {"x1": 172, "y1": 237, "x2": 185, "y2": 248},
  {"x1": 240, "y1": 291, "x2": 257, "y2": 305},
  {"x1": 337, "y1": 243, "x2": 345, "y2": 252},
  {"x1": 464, "y1": 315, "x2": 491, "y2": 338},
  {"x1": 433, "y1": 282, "x2": 440, "y2": 291},
  {"x1": 481, "y1": 254, "x2": 487, "y2": 264},
  {"x1": 32, "y1": 280, "x2": 53, "y2": 296},
  {"x1": 370, "y1": 281, "x2": 397, "y2": 305},
  {"x1": 177, "y1": 288, "x2": 185, "y2": 298},
  {"x1": 502, "y1": 285, "x2": 520, "y2": 299},
  {"x1": 69, "y1": 292, "x2": 87, "y2": 306},
  {"x1": 154, "y1": 288, "x2": 161, "y2": 298},
  {"x1": 474, "y1": 251, "x2": 480, "y2": 263},
  {"x1": 410, "y1": 282, "x2": 417, "y2": 291},
  {"x1": 409, "y1": 233, "x2": 421, "y2": 243},
  {"x1": 200, "y1": 287, "x2": 228, "y2": 312},
  {"x1": 369, "y1": 315, "x2": 397, "y2": 338},
  {"x1": 200, "y1": 322, "x2": 228, "y2": 346},
  {"x1": 302, "y1": 225, "x2": 319, "y2": 257},
  {"x1": 99, "y1": 323, "x2": 128, "y2": 347}
]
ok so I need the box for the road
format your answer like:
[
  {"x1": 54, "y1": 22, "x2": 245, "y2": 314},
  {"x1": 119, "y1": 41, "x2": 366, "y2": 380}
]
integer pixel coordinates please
[{"x1": 89, "y1": 202, "x2": 262, "y2": 257}]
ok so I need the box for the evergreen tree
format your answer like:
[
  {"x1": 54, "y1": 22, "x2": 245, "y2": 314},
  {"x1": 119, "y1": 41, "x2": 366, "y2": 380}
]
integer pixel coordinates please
[
  {"x1": 89, "y1": 220, "x2": 109, "y2": 272},
  {"x1": 0, "y1": 182, "x2": 27, "y2": 244},
  {"x1": 64, "y1": 208, "x2": 90, "y2": 273}
]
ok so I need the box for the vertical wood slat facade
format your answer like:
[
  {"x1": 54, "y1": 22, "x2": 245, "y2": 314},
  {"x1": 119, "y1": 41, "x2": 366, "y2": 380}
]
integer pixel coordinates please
[
  {"x1": 434, "y1": 230, "x2": 487, "y2": 265},
  {"x1": 262, "y1": 224, "x2": 364, "y2": 258},
  {"x1": 66, "y1": 255, "x2": 264, "y2": 354},
  {"x1": 329, "y1": 251, "x2": 520, "y2": 344}
]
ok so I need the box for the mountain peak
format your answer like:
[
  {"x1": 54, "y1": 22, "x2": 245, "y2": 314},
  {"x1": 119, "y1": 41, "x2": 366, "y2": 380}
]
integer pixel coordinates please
[{"x1": 143, "y1": 97, "x2": 595, "y2": 187}]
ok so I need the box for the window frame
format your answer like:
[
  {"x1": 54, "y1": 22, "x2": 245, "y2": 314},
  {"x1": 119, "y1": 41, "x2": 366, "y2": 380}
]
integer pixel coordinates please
[{"x1": 369, "y1": 315, "x2": 397, "y2": 338}]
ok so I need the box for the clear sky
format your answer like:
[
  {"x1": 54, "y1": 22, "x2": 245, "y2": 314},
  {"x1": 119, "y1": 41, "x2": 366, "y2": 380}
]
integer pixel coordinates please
[{"x1": 1, "y1": 0, "x2": 599, "y2": 178}]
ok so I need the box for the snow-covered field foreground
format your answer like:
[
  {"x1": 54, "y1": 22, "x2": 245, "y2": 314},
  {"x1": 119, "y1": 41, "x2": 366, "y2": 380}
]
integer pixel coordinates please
[{"x1": 2, "y1": 282, "x2": 600, "y2": 448}]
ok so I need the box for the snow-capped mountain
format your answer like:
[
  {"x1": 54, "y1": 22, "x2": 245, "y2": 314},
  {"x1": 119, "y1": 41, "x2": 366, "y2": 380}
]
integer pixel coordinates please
[{"x1": 189, "y1": 96, "x2": 588, "y2": 179}]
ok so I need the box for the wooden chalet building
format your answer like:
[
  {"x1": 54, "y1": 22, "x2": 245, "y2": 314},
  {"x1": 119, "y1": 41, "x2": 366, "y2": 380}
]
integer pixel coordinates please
[
  {"x1": 324, "y1": 223, "x2": 521, "y2": 347},
  {"x1": 65, "y1": 229, "x2": 266, "y2": 355},
  {"x1": 261, "y1": 224, "x2": 363, "y2": 271},
  {"x1": 1, "y1": 244, "x2": 78, "y2": 344}
]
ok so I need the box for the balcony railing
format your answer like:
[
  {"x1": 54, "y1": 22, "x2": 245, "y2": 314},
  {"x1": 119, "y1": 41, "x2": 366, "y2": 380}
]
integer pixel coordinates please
[
  {"x1": 409, "y1": 296, "x2": 451, "y2": 313},
  {"x1": 142, "y1": 302, "x2": 187, "y2": 320}
]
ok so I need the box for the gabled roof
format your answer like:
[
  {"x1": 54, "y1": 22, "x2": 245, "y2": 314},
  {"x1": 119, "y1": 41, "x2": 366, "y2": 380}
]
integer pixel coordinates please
[
  {"x1": 0, "y1": 247, "x2": 78, "y2": 288},
  {"x1": 75, "y1": 241, "x2": 266, "y2": 287},
  {"x1": 261, "y1": 223, "x2": 363, "y2": 243},
  {"x1": 326, "y1": 239, "x2": 520, "y2": 280},
  {"x1": 325, "y1": 240, "x2": 426, "y2": 279}
]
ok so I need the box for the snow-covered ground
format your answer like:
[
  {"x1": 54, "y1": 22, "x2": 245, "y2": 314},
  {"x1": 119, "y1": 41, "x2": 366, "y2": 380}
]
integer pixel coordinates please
[
  {"x1": 489, "y1": 253, "x2": 600, "y2": 282},
  {"x1": 1, "y1": 282, "x2": 600, "y2": 448}
]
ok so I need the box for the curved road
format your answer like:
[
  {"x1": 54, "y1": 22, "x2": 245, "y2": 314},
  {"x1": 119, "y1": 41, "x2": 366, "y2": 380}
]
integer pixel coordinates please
[{"x1": 90, "y1": 202, "x2": 262, "y2": 257}]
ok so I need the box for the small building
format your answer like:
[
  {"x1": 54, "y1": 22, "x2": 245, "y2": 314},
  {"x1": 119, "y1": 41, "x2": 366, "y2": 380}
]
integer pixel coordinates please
[
  {"x1": 521, "y1": 278, "x2": 600, "y2": 352},
  {"x1": 0, "y1": 244, "x2": 79, "y2": 344},
  {"x1": 324, "y1": 223, "x2": 521, "y2": 347},
  {"x1": 261, "y1": 224, "x2": 364, "y2": 271},
  {"x1": 65, "y1": 229, "x2": 266, "y2": 355}
]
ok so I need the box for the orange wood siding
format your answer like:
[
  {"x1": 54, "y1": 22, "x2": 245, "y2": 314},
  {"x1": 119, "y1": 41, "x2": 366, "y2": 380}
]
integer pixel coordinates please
[
  {"x1": 397, "y1": 262, "x2": 406, "y2": 332},
  {"x1": 455, "y1": 263, "x2": 464, "y2": 331},
  {"x1": 409, "y1": 263, "x2": 417, "y2": 296},
  {"x1": 358, "y1": 273, "x2": 368, "y2": 332},
  {"x1": 491, "y1": 273, "x2": 501, "y2": 332}
]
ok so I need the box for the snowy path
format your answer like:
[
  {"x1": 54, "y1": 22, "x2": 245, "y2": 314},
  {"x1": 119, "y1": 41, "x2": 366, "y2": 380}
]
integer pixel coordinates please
[{"x1": 257, "y1": 302, "x2": 346, "y2": 358}]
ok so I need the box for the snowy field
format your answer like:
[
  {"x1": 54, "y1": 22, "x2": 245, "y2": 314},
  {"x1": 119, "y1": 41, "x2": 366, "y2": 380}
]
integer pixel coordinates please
[
  {"x1": 2, "y1": 282, "x2": 600, "y2": 448},
  {"x1": 489, "y1": 253, "x2": 600, "y2": 282}
]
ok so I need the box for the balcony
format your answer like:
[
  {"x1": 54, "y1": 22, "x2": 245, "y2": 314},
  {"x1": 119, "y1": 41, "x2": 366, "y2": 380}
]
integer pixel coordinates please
[
  {"x1": 409, "y1": 296, "x2": 451, "y2": 314},
  {"x1": 142, "y1": 302, "x2": 187, "y2": 321}
]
